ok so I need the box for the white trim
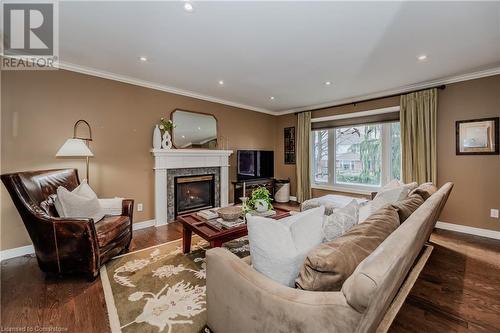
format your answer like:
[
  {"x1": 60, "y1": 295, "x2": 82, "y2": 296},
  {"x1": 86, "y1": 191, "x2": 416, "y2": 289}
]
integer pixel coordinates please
[
  {"x1": 311, "y1": 183, "x2": 373, "y2": 196},
  {"x1": 100, "y1": 265, "x2": 122, "y2": 333},
  {"x1": 276, "y1": 66, "x2": 500, "y2": 115},
  {"x1": 289, "y1": 196, "x2": 297, "y2": 202},
  {"x1": 54, "y1": 61, "x2": 500, "y2": 117},
  {"x1": 58, "y1": 61, "x2": 276, "y2": 115},
  {"x1": 435, "y1": 221, "x2": 500, "y2": 240},
  {"x1": 311, "y1": 106, "x2": 400, "y2": 123},
  {"x1": 151, "y1": 149, "x2": 233, "y2": 227},
  {"x1": 132, "y1": 219, "x2": 156, "y2": 231},
  {"x1": 0, "y1": 245, "x2": 35, "y2": 261}
]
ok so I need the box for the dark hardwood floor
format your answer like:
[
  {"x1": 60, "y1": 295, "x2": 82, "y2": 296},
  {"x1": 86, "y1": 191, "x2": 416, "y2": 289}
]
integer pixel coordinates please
[{"x1": 2, "y1": 206, "x2": 499, "y2": 332}]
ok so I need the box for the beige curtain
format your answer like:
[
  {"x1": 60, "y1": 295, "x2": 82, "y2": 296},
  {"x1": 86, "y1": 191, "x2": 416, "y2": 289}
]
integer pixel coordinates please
[
  {"x1": 400, "y1": 88, "x2": 438, "y2": 184},
  {"x1": 296, "y1": 111, "x2": 312, "y2": 202}
]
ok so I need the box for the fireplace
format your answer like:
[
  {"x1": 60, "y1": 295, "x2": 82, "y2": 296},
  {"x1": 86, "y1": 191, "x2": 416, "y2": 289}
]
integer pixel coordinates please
[{"x1": 174, "y1": 174, "x2": 215, "y2": 217}]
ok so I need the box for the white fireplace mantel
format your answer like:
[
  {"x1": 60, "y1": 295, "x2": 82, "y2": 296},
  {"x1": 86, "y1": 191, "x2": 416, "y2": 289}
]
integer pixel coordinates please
[{"x1": 151, "y1": 149, "x2": 233, "y2": 226}]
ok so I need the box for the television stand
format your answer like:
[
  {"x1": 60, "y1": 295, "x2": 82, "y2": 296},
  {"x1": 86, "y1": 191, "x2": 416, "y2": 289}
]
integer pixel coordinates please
[{"x1": 232, "y1": 178, "x2": 275, "y2": 204}]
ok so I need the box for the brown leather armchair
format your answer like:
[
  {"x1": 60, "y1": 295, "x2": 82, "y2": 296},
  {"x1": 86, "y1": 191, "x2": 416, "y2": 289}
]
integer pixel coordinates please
[{"x1": 1, "y1": 169, "x2": 133, "y2": 280}]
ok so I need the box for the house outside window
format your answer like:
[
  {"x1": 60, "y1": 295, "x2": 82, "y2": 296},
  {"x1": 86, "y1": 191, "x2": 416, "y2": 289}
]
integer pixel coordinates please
[{"x1": 311, "y1": 120, "x2": 401, "y2": 194}]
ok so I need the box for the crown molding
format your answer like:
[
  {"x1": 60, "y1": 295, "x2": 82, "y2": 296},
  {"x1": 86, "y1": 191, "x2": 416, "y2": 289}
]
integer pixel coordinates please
[
  {"x1": 57, "y1": 61, "x2": 277, "y2": 115},
  {"x1": 57, "y1": 61, "x2": 500, "y2": 117},
  {"x1": 274, "y1": 66, "x2": 500, "y2": 115}
]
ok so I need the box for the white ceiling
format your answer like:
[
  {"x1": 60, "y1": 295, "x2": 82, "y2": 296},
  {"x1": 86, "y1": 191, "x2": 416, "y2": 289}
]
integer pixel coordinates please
[{"x1": 59, "y1": 1, "x2": 500, "y2": 114}]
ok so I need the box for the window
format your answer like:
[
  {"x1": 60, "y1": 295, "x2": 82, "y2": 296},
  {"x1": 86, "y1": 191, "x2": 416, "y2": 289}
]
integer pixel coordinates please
[{"x1": 311, "y1": 121, "x2": 401, "y2": 192}]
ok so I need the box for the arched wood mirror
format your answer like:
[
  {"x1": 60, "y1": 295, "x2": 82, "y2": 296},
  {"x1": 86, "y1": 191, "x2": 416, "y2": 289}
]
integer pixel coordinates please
[{"x1": 171, "y1": 110, "x2": 218, "y2": 149}]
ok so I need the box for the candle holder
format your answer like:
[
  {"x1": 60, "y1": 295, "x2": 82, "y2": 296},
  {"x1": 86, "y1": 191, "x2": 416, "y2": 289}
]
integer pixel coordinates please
[{"x1": 240, "y1": 196, "x2": 249, "y2": 222}]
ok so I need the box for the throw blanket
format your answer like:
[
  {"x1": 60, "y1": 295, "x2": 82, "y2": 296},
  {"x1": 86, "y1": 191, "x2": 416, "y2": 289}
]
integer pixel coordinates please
[{"x1": 301, "y1": 194, "x2": 368, "y2": 215}]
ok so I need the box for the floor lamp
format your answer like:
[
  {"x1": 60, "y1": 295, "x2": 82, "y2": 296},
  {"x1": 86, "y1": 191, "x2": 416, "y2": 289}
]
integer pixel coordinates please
[{"x1": 56, "y1": 120, "x2": 94, "y2": 183}]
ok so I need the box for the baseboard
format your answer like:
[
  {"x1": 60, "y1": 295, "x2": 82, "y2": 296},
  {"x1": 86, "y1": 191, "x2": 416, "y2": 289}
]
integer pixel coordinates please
[
  {"x1": 132, "y1": 219, "x2": 156, "y2": 231},
  {"x1": 0, "y1": 244, "x2": 35, "y2": 261},
  {"x1": 0, "y1": 219, "x2": 158, "y2": 261},
  {"x1": 435, "y1": 221, "x2": 500, "y2": 240}
]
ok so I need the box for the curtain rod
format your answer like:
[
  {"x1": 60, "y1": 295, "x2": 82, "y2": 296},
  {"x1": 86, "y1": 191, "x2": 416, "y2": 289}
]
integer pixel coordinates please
[{"x1": 295, "y1": 84, "x2": 446, "y2": 115}]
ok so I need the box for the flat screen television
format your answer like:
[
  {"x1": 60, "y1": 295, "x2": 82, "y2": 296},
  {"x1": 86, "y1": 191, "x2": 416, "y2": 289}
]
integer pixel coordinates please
[{"x1": 237, "y1": 150, "x2": 274, "y2": 180}]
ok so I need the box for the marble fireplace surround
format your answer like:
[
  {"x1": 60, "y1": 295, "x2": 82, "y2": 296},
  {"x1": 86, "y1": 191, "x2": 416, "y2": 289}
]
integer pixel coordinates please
[
  {"x1": 167, "y1": 167, "x2": 220, "y2": 221},
  {"x1": 152, "y1": 149, "x2": 233, "y2": 226}
]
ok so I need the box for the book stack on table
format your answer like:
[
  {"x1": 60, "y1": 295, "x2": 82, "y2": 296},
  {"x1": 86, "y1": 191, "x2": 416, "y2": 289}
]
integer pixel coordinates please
[{"x1": 196, "y1": 208, "x2": 219, "y2": 220}]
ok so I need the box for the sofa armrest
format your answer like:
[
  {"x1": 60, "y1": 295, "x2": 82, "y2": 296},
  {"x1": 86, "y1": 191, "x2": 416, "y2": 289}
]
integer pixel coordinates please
[
  {"x1": 206, "y1": 248, "x2": 361, "y2": 333},
  {"x1": 121, "y1": 199, "x2": 134, "y2": 221}
]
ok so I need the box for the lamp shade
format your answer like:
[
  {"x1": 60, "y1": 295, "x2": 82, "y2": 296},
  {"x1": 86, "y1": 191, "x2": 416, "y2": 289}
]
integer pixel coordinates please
[{"x1": 56, "y1": 138, "x2": 94, "y2": 157}]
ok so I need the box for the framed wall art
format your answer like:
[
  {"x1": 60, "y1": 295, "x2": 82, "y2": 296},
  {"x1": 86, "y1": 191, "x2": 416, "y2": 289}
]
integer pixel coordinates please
[
  {"x1": 284, "y1": 126, "x2": 296, "y2": 164},
  {"x1": 456, "y1": 117, "x2": 499, "y2": 155}
]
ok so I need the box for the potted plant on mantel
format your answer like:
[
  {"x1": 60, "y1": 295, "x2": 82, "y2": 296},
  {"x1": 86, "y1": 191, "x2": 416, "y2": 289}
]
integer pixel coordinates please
[{"x1": 153, "y1": 118, "x2": 175, "y2": 150}]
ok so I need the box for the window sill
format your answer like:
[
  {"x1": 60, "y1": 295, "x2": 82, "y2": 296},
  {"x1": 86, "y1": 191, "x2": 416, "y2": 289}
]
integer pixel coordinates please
[{"x1": 311, "y1": 183, "x2": 377, "y2": 196}]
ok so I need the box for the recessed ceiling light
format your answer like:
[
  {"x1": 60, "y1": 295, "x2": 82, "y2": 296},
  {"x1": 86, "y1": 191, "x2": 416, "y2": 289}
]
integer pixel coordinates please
[
  {"x1": 325, "y1": 81, "x2": 332, "y2": 86},
  {"x1": 197, "y1": 126, "x2": 201, "y2": 130},
  {"x1": 270, "y1": 96, "x2": 275, "y2": 100},
  {"x1": 183, "y1": 2, "x2": 194, "y2": 12},
  {"x1": 139, "y1": 56, "x2": 148, "y2": 62},
  {"x1": 218, "y1": 80, "x2": 224, "y2": 85},
  {"x1": 417, "y1": 54, "x2": 428, "y2": 61},
  {"x1": 182, "y1": 135, "x2": 186, "y2": 138}
]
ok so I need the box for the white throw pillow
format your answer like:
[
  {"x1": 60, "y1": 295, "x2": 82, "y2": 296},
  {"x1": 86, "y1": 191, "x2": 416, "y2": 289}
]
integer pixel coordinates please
[
  {"x1": 358, "y1": 203, "x2": 372, "y2": 223},
  {"x1": 323, "y1": 199, "x2": 359, "y2": 241},
  {"x1": 55, "y1": 182, "x2": 105, "y2": 223},
  {"x1": 371, "y1": 186, "x2": 409, "y2": 213},
  {"x1": 246, "y1": 206, "x2": 325, "y2": 287}
]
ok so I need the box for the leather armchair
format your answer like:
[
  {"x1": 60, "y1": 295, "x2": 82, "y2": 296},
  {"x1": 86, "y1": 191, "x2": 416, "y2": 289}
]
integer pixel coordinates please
[{"x1": 1, "y1": 169, "x2": 133, "y2": 279}]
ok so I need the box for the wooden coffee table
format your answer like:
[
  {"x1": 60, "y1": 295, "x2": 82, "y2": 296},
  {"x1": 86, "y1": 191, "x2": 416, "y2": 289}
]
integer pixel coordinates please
[{"x1": 178, "y1": 207, "x2": 291, "y2": 253}]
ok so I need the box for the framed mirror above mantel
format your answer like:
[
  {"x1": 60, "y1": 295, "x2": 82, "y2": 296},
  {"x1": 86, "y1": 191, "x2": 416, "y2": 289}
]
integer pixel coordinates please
[{"x1": 171, "y1": 109, "x2": 219, "y2": 149}]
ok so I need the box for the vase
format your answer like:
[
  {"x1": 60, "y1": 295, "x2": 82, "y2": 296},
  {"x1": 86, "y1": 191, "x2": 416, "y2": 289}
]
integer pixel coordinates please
[
  {"x1": 161, "y1": 131, "x2": 172, "y2": 149},
  {"x1": 153, "y1": 125, "x2": 161, "y2": 149},
  {"x1": 254, "y1": 199, "x2": 269, "y2": 213}
]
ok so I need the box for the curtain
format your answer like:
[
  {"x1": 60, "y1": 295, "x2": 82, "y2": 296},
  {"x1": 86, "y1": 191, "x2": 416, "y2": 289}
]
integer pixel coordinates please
[
  {"x1": 400, "y1": 88, "x2": 438, "y2": 184},
  {"x1": 296, "y1": 111, "x2": 312, "y2": 202}
]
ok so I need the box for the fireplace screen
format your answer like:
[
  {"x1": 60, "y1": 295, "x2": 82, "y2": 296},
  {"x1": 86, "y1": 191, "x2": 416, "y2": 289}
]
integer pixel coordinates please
[{"x1": 174, "y1": 174, "x2": 215, "y2": 216}]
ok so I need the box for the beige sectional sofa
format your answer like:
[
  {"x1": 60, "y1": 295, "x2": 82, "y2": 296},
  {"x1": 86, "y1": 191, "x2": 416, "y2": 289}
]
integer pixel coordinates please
[{"x1": 206, "y1": 182, "x2": 453, "y2": 333}]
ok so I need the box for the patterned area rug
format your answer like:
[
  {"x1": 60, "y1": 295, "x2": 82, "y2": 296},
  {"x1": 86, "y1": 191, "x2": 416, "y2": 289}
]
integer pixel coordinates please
[{"x1": 100, "y1": 236, "x2": 249, "y2": 333}]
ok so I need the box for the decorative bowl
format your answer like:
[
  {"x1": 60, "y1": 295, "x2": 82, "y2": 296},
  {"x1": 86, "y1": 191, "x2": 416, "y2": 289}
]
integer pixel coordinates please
[
  {"x1": 254, "y1": 199, "x2": 269, "y2": 213},
  {"x1": 218, "y1": 206, "x2": 243, "y2": 221}
]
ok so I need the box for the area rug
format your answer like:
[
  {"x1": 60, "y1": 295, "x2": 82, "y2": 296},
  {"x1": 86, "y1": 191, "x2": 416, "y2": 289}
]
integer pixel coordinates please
[{"x1": 100, "y1": 236, "x2": 249, "y2": 333}]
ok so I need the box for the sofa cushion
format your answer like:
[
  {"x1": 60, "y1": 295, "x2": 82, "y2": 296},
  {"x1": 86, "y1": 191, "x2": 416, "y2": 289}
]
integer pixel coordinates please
[
  {"x1": 296, "y1": 205, "x2": 400, "y2": 291},
  {"x1": 246, "y1": 206, "x2": 325, "y2": 287},
  {"x1": 391, "y1": 194, "x2": 425, "y2": 222},
  {"x1": 95, "y1": 215, "x2": 131, "y2": 248},
  {"x1": 410, "y1": 182, "x2": 438, "y2": 200}
]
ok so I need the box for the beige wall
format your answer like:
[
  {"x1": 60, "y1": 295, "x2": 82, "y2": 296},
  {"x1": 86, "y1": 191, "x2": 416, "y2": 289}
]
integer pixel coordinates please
[
  {"x1": 2, "y1": 70, "x2": 499, "y2": 251},
  {"x1": 274, "y1": 113, "x2": 297, "y2": 195},
  {"x1": 1, "y1": 70, "x2": 277, "y2": 250},
  {"x1": 275, "y1": 75, "x2": 500, "y2": 232},
  {"x1": 437, "y1": 76, "x2": 500, "y2": 232}
]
